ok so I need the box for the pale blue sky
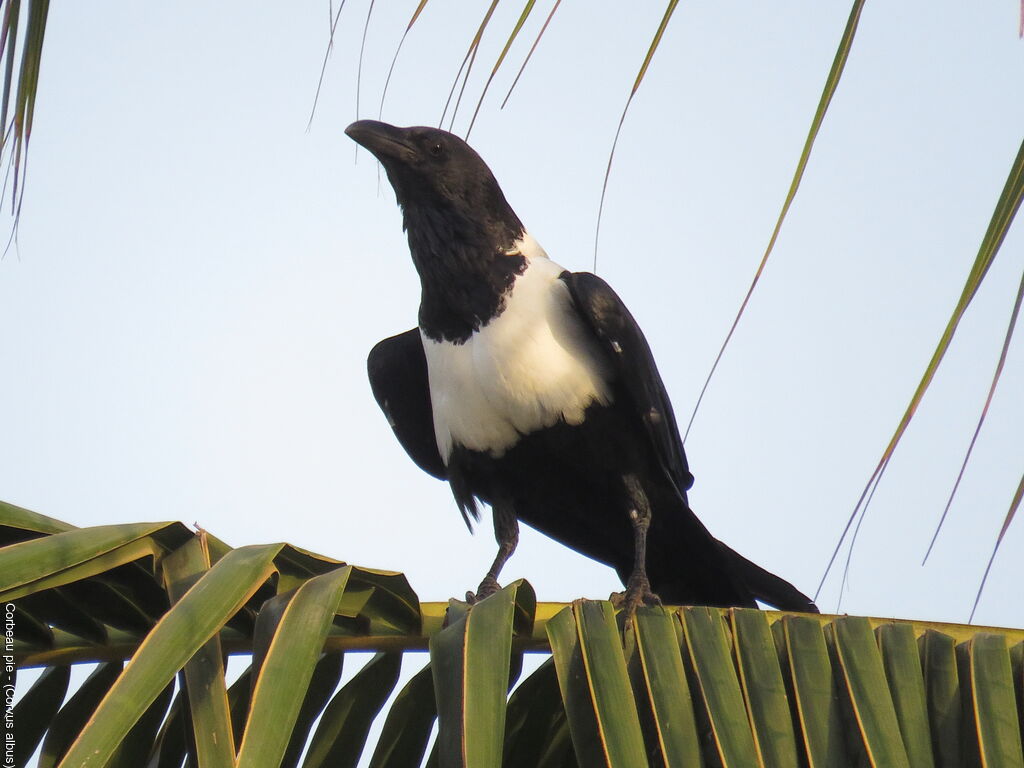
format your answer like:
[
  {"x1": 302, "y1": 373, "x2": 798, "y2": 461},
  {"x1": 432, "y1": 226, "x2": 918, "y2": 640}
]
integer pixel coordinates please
[{"x1": 1, "y1": 1, "x2": 1022, "y2": 634}]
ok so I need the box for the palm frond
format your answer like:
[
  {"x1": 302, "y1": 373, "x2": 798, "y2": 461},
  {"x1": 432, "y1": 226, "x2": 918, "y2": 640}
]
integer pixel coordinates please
[
  {"x1": 7, "y1": 502, "x2": 1024, "y2": 767},
  {"x1": 685, "y1": 0, "x2": 867, "y2": 442},
  {"x1": 820, "y1": 134, "x2": 1024, "y2": 603},
  {"x1": 0, "y1": 0, "x2": 48, "y2": 239}
]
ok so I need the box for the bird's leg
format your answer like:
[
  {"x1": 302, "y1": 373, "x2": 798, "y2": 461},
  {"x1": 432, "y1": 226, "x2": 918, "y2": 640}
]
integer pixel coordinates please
[
  {"x1": 467, "y1": 502, "x2": 519, "y2": 604},
  {"x1": 610, "y1": 474, "x2": 662, "y2": 614}
]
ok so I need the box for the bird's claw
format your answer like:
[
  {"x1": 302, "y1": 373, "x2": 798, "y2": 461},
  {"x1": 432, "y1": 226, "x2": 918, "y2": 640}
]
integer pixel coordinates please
[
  {"x1": 610, "y1": 573, "x2": 662, "y2": 616},
  {"x1": 465, "y1": 576, "x2": 502, "y2": 605}
]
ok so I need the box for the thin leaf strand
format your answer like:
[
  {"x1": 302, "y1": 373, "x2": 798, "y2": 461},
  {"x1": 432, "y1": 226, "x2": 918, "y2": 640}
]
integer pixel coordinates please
[
  {"x1": 449, "y1": 40, "x2": 481, "y2": 133},
  {"x1": 0, "y1": 0, "x2": 46, "y2": 251},
  {"x1": 439, "y1": 0, "x2": 501, "y2": 131},
  {"x1": 0, "y1": 0, "x2": 22, "y2": 153},
  {"x1": 594, "y1": 98, "x2": 631, "y2": 273},
  {"x1": 466, "y1": 0, "x2": 536, "y2": 139},
  {"x1": 500, "y1": 0, "x2": 561, "y2": 110},
  {"x1": 837, "y1": 461, "x2": 887, "y2": 609},
  {"x1": 969, "y1": 473, "x2": 1024, "y2": 622},
  {"x1": 818, "y1": 134, "x2": 1024, "y2": 601},
  {"x1": 355, "y1": 0, "x2": 376, "y2": 125},
  {"x1": 924, "y1": 263, "x2": 1024, "y2": 565},
  {"x1": 629, "y1": 0, "x2": 679, "y2": 98},
  {"x1": 378, "y1": 0, "x2": 431, "y2": 119},
  {"x1": 307, "y1": 0, "x2": 348, "y2": 132},
  {"x1": 684, "y1": 0, "x2": 865, "y2": 443},
  {"x1": 594, "y1": 0, "x2": 680, "y2": 270}
]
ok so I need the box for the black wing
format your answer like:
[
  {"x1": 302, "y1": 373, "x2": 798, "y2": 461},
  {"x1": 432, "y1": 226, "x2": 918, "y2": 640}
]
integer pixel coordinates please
[
  {"x1": 367, "y1": 329, "x2": 448, "y2": 481},
  {"x1": 564, "y1": 272, "x2": 818, "y2": 613},
  {"x1": 561, "y1": 271, "x2": 693, "y2": 499}
]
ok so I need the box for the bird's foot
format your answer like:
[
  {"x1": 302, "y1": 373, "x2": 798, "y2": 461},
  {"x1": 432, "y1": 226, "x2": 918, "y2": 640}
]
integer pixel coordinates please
[
  {"x1": 610, "y1": 573, "x2": 662, "y2": 616},
  {"x1": 465, "y1": 575, "x2": 502, "y2": 605}
]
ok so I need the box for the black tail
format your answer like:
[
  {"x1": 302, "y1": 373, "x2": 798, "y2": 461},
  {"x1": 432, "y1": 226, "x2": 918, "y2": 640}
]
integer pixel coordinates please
[
  {"x1": 640, "y1": 488, "x2": 818, "y2": 612},
  {"x1": 723, "y1": 543, "x2": 819, "y2": 613}
]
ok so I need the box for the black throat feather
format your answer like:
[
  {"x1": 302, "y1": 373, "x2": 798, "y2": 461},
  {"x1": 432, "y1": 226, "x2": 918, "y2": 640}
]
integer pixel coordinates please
[{"x1": 404, "y1": 201, "x2": 527, "y2": 344}]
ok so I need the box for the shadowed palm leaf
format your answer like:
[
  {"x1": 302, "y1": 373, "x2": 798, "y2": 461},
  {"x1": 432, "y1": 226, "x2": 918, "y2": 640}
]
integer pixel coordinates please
[{"x1": 7, "y1": 501, "x2": 1024, "y2": 767}]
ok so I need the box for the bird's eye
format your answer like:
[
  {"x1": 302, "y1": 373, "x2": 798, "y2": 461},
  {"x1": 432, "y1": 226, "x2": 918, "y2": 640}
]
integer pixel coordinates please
[{"x1": 428, "y1": 142, "x2": 444, "y2": 157}]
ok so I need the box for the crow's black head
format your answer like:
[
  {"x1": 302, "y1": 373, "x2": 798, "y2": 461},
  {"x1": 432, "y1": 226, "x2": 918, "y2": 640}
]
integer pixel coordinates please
[
  {"x1": 347, "y1": 120, "x2": 529, "y2": 342},
  {"x1": 345, "y1": 121, "x2": 523, "y2": 252}
]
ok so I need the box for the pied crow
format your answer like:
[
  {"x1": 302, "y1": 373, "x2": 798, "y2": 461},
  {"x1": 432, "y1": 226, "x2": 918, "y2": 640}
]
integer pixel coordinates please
[{"x1": 347, "y1": 120, "x2": 816, "y2": 613}]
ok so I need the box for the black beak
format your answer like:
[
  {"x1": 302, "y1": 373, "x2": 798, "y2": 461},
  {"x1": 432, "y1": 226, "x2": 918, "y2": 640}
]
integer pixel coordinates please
[{"x1": 345, "y1": 120, "x2": 413, "y2": 162}]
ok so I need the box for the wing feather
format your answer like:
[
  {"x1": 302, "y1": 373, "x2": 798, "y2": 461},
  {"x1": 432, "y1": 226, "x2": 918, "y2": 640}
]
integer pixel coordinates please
[
  {"x1": 367, "y1": 329, "x2": 448, "y2": 481},
  {"x1": 561, "y1": 271, "x2": 693, "y2": 499}
]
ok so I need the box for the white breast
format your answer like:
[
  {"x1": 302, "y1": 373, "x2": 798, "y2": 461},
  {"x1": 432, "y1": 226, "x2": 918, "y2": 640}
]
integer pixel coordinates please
[{"x1": 422, "y1": 235, "x2": 613, "y2": 462}]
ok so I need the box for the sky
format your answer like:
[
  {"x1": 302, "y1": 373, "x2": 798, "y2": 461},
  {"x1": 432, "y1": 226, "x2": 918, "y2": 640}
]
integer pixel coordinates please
[{"x1": 1, "y1": 0, "x2": 1022, "y2": 647}]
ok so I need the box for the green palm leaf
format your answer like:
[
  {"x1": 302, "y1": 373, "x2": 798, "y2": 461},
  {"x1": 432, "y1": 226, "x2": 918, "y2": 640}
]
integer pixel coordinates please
[
  {"x1": 0, "y1": 0, "x2": 49, "y2": 222},
  {"x1": 832, "y1": 616, "x2": 911, "y2": 767},
  {"x1": 59, "y1": 543, "x2": 283, "y2": 768},
  {"x1": 301, "y1": 652, "x2": 402, "y2": 768},
  {"x1": 548, "y1": 601, "x2": 647, "y2": 767},
  {"x1": 681, "y1": 606, "x2": 760, "y2": 766},
  {"x1": 39, "y1": 662, "x2": 123, "y2": 768},
  {"x1": 368, "y1": 661, "x2": 437, "y2": 768},
  {"x1": 876, "y1": 623, "x2": 935, "y2": 768},
  {"x1": 430, "y1": 582, "x2": 526, "y2": 766},
  {"x1": 4, "y1": 504, "x2": 1023, "y2": 768},
  {"x1": 237, "y1": 565, "x2": 353, "y2": 766},
  {"x1": 11, "y1": 664, "x2": 70, "y2": 766},
  {"x1": 731, "y1": 609, "x2": 800, "y2": 768},
  {"x1": 162, "y1": 535, "x2": 235, "y2": 768}
]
